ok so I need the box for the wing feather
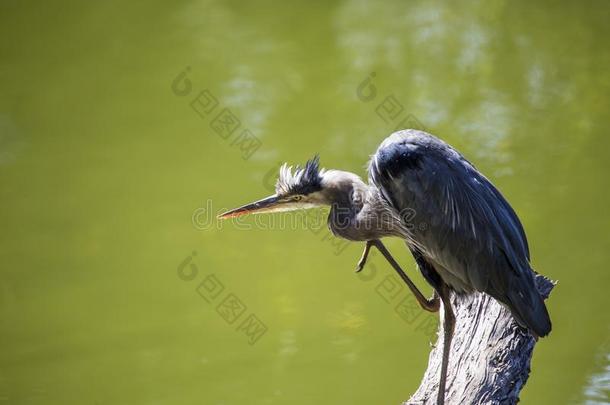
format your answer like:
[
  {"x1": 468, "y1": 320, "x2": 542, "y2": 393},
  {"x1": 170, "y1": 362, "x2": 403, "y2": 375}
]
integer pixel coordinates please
[{"x1": 369, "y1": 130, "x2": 551, "y2": 336}]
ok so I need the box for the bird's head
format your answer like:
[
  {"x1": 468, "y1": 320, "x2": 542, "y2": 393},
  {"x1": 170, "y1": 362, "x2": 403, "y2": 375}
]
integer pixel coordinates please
[{"x1": 218, "y1": 156, "x2": 333, "y2": 219}]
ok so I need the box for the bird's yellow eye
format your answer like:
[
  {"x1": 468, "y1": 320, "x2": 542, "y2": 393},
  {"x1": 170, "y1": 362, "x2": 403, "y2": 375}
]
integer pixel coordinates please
[{"x1": 293, "y1": 195, "x2": 303, "y2": 202}]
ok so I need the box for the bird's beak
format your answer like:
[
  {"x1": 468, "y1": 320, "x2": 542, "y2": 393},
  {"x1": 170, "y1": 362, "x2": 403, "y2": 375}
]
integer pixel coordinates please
[{"x1": 218, "y1": 195, "x2": 288, "y2": 219}]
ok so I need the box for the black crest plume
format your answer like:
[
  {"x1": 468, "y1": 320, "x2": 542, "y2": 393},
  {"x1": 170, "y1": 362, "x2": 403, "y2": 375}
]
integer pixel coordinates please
[{"x1": 275, "y1": 155, "x2": 324, "y2": 196}]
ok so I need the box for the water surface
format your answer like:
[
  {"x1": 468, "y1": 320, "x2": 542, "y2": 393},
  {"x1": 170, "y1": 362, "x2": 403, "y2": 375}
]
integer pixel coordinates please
[{"x1": 1, "y1": 1, "x2": 609, "y2": 404}]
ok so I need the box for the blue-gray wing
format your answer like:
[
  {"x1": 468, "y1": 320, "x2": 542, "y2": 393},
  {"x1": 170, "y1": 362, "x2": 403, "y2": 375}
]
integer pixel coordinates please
[{"x1": 369, "y1": 130, "x2": 551, "y2": 336}]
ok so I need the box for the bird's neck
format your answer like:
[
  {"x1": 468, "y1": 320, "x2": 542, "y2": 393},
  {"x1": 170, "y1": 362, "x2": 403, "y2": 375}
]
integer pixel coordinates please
[
  {"x1": 322, "y1": 172, "x2": 400, "y2": 241},
  {"x1": 318, "y1": 170, "x2": 368, "y2": 206}
]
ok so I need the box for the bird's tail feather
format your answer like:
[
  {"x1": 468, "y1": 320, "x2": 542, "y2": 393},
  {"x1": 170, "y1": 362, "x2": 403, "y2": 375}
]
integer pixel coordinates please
[{"x1": 505, "y1": 270, "x2": 552, "y2": 337}]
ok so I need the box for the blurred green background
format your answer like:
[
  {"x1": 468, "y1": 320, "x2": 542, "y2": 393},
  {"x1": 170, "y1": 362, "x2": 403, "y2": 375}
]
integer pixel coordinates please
[{"x1": 1, "y1": 0, "x2": 609, "y2": 404}]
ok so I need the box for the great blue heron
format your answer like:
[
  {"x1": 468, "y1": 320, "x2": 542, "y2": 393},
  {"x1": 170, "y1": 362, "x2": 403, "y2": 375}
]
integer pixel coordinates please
[{"x1": 219, "y1": 129, "x2": 552, "y2": 405}]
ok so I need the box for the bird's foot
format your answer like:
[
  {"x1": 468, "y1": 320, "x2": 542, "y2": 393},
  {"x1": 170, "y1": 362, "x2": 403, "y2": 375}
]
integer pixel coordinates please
[
  {"x1": 355, "y1": 259, "x2": 365, "y2": 273},
  {"x1": 355, "y1": 240, "x2": 374, "y2": 273}
]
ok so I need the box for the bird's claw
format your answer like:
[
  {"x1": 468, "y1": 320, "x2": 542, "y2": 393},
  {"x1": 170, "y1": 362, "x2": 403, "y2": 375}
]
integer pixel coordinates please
[
  {"x1": 355, "y1": 260, "x2": 365, "y2": 273},
  {"x1": 355, "y1": 240, "x2": 374, "y2": 273}
]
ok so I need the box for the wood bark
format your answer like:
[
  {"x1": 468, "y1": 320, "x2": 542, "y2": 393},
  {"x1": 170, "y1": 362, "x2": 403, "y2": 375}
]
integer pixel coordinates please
[{"x1": 404, "y1": 275, "x2": 555, "y2": 405}]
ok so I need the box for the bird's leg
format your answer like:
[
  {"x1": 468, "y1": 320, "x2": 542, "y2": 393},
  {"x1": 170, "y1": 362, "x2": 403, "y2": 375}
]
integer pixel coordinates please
[
  {"x1": 371, "y1": 240, "x2": 440, "y2": 313},
  {"x1": 355, "y1": 240, "x2": 374, "y2": 273},
  {"x1": 436, "y1": 283, "x2": 455, "y2": 405}
]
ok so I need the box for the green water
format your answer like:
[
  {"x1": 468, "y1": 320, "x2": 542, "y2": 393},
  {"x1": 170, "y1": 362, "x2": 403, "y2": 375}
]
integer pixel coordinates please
[{"x1": 1, "y1": 1, "x2": 609, "y2": 404}]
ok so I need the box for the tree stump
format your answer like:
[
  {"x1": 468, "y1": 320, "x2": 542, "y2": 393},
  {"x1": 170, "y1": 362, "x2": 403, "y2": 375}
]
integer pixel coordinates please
[{"x1": 404, "y1": 275, "x2": 555, "y2": 405}]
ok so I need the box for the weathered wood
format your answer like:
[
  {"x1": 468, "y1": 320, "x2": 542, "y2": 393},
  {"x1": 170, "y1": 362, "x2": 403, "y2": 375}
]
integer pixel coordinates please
[{"x1": 404, "y1": 275, "x2": 555, "y2": 405}]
